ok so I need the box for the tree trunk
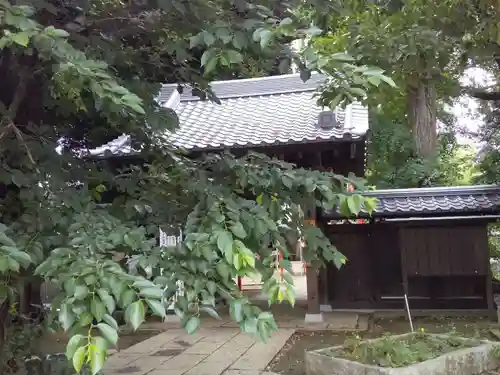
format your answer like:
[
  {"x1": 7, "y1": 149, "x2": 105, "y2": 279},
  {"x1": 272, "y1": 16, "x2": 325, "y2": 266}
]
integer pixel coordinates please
[
  {"x1": 407, "y1": 80, "x2": 438, "y2": 158},
  {"x1": 0, "y1": 298, "x2": 9, "y2": 373}
]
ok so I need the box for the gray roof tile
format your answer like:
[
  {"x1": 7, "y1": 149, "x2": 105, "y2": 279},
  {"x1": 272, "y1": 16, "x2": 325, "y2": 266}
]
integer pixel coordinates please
[
  {"x1": 162, "y1": 73, "x2": 369, "y2": 150},
  {"x1": 325, "y1": 185, "x2": 500, "y2": 218}
]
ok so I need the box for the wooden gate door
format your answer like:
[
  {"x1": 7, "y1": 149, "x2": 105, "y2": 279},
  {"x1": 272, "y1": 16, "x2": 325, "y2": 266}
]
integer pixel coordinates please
[{"x1": 326, "y1": 225, "x2": 374, "y2": 308}]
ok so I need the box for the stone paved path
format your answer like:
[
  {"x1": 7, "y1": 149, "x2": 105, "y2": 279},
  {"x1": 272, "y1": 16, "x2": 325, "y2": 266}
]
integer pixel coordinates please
[
  {"x1": 105, "y1": 310, "x2": 368, "y2": 375},
  {"x1": 105, "y1": 327, "x2": 294, "y2": 375}
]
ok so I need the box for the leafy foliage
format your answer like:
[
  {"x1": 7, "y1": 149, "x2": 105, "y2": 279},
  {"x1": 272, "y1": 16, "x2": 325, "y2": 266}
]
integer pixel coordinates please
[
  {"x1": 0, "y1": 0, "x2": 393, "y2": 373},
  {"x1": 1, "y1": 302, "x2": 44, "y2": 374},
  {"x1": 367, "y1": 110, "x2": 478, "y2": 188},
  {"x1": 296, "y1": 0, "x2": 499, "y2": 160}
]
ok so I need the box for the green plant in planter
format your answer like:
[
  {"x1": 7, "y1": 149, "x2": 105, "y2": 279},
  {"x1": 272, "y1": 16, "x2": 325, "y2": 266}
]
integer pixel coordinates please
[
  {"x1": 491, "y1": 344, "x2": 500, "y2": 359},
  {"x1": 337, "y1": 332, "x2": 480, "y2": 368}
]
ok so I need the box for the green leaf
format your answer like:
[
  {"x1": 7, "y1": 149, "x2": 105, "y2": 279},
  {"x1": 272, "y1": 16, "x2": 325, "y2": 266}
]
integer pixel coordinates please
[
  {"x1": 88, "y1": 340, "x2": 106, "y2": 375},
  {"x1": 97, "y1": 322, "x2": 118, "y2": 345},
  {"x1": 66, "y1": 334, "x2": 84, "y2": 360},
  {"x1": 200, "y1": 49, "x2": 215, "y2": 67},
  {"x1": 284, "y1": 285, "x2": 296, "y2": 307},
  {"x1": 185, "y1": 316, "x2": 200, "y2": 334},
  {"x1": 364, "y1": 197, "x2": 378, "y2": 214},
  {"x1": 257, "y1": 319, "x2": 270, "y2": 343},
  {"x1": 0, "y1": 232, "x2": 16, "y2": 247},
  {"x1": 189, "y1": 33, "x2": 204, "y2": 48},
  {"x1": 330, "y1": 52, "x2": 355, "y2": 62},
  {"x1": 132, "y1": 279, "x2": 156, "y2": 288},
  {"x1": 139, "y1": 287, "x2": 164, "y2": 299},
  {"x1": 146, "y1": 299, "x2": 167, "y2": 318},
  {"x1": 226, "y1": 50, "x2": 243, "y2": 64},
  {"x1": 243, "y1": 317, "x2": 258, "y2": 333},
  {"x1": 120, "y1": 289, "x2": 136, "y2": 307},
  {"x1": 91, "y1": 298, "x2": 106, "y2": 322},
  {"x1": 329, "y1": 93, "x2": 344, "y2": 110},
  {"x1": 217, "y1": 231, "x2": 233, "y2": 256},
  {"x1": 230, "y1": 300, "x2": 243, "y2": 322},
  {"x1": 304, "y1": 25, "x2": 322, "y2": 36},
  {"x1": 127, "y1": 102, "x2": 146, "y2": 115},
  {"x1": 230, "y1": 222, "x2": 247, "y2": 239},
  {"x1": 258, "y1": 311, "x2": 273, "y2": 320},
  {"x1": 97, "y1": 289, "x2": 116, "y2": 314},
  {"x1": 74, "y1": 285, "x2": 89, "y2": 300},
  {"x1": 347, "y1": 194, "x2": 362, "y2": 215},
  {"x1": 45, "y1": 27, "x2": 70, "y2": 38},
  {"x1": 79, "y1": 311, "x2": 94, "y2": 327},
  {"x1": 380, "y1": 75, "x2": 397, "y2": 87},
  {"x1": 205, "y1": 55, "x2": 218, "y2": 73},
  {"x1": 348, "y1": 87, "x2": 367, "y2": 97},
  {"x1": 125, "y1": 300, "x2": 146, "y2": 331},
  {"x1": 109, "y1": 277, "x2": 126, "y2": 300},
  {"x1": 203, "y1": 32, "x2": 216, "y2": 46},
  {"x1": 103, "y1": 314, "x2": 119, "y2": 331},
  {"x1": 11, "y1": 31, "x2": 31, "y2": 46},
  {"x1": 59, "y1": 303, "x2": 75, "y2": 331},
  {"x1": 367, "y1": 75, "x2": 381, "y2": 86},
  {"x1": 215, "y1": 262, "x2": 231, "y2": 280},
  {"x1": 72, "y1": 346, "x2": 86, "y2": 373},
  {"x1": 232, "y1": 31, "x2": 247, "y2": 49},
  {"x1": 207, "y1": 281, "x2": 217, "y2": 295},
  {"x1": 200, "y1": 306, "x2": 220, "y2": 319},
  {"x1": 333, "y1": 251, "x2": 347, "y2": 269},
  {"x1": 259, "y1": 30, "x2": 272, "y2": 49}
]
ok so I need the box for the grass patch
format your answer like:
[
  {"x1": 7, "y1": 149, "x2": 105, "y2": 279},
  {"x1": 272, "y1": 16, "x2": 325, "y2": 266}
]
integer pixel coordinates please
[{"x1": 331, "y1": 332, "x2": 481, "y2": 368}]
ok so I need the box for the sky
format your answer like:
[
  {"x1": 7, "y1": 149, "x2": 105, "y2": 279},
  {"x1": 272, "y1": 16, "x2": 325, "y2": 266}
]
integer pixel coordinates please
[{"x1": 452, "y1": 67, "x2": 495, "y2": 147}]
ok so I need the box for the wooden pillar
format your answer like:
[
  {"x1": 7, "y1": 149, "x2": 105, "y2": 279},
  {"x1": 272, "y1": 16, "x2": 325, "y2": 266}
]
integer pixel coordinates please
[
  {"x1": 319, "y1": 267, "x2": 331, "y2": 308},
  {"x1": 483, "y1": 226, "x2": 495, "y2": 319},
  {"x1": 304, "y1": 197, "x2": 323, "y2": 321},
  {"x1": 306, "y1": 265, "x2": 321, "y2": 314}
]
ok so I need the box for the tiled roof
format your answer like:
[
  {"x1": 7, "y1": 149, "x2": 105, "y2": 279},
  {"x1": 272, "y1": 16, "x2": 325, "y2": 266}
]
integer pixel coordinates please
[
  {"x1": 325, "y1": 185, "x2": 500, "y2": 219},
  {"x1": 85, "y1": 73, "x2": 369, "y2": 157},
  {"x1": 161, "y1": 73, "x2": 369, "y2": 151}
]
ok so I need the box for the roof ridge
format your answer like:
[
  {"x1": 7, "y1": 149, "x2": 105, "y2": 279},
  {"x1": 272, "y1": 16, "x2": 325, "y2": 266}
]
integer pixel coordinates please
[
  {"x1": 161, "y1": 72, "x2": 324, "y2": 89},
  {"x1": 182, "y1": 87, "x2": 319, "y2": 101}
]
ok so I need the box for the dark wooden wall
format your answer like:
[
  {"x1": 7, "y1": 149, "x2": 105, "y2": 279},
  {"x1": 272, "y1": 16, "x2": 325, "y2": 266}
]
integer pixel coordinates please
[
  {"x1": 194, "y1": 140, "x2": 366, "y2": 176},
  {"x1": 324, "y1": 220, "x2": 494, "y2": 311}
]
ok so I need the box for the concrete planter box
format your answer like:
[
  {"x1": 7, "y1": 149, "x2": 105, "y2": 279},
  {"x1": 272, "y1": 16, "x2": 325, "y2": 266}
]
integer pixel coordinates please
[{"x1": 305, "y1": 333, "x2": 500, "y2": 375}]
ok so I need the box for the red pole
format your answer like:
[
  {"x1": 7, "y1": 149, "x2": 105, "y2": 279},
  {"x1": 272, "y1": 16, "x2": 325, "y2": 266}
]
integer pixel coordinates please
[
  {"x1": 237, "y1": 276, "x2": 242, "y2": 291},
  {"x1": 279, "y1": 252, "x2": 284, "y2": 281}
]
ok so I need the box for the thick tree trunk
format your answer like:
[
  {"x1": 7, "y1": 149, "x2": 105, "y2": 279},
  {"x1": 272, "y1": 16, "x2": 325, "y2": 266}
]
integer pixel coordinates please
[{"x1": 407, "y1": 81, "x2": 438, "y2": 158}]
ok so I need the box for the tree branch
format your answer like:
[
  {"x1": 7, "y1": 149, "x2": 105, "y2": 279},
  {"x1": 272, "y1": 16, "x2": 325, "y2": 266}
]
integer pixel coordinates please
[
  {"x1": 0, "y1": 68, "x2": 35, "y2": 164},
  {"x1": 462, "y1": 84, "x2": 500, "y2": 101}
]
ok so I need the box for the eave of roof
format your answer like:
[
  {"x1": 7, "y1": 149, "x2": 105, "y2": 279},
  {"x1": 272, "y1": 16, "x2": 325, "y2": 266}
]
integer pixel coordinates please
[{"x1": 323, "y1": 184, "x2": 500, "y2": 219}]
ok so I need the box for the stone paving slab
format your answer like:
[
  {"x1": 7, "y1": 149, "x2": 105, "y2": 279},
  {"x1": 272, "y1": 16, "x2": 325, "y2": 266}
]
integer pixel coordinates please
[
  {"x1": 229, "y1": 330, "x2": 294, "y2": 371},
  {"x1": 105, "y1": 327, "x2": 294, "y2": 375}
]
